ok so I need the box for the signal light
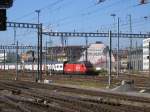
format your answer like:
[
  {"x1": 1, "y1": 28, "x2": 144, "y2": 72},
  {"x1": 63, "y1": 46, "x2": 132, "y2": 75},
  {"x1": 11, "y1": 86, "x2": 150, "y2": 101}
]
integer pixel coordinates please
[
  {"x1": 0, "y1": 9, "x2": 7, "y2": 31},
  {"x1": 0, "y1": 0, "x2": 13, "y2": 8}
]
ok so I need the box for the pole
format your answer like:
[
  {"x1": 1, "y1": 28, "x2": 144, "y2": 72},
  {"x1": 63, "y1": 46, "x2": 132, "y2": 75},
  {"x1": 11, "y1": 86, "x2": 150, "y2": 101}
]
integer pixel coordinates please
[
  {"x1": 110, "y1": 14, "x2": 116, "y2": 32},
  {"x1": 129, "y1": 15, "x2": 132, "y2": 75},
  {"x1": 49, "y1": 36, "x2": 52, "y2": 75},
  {"x1": 45, "y1": 40, "x2": 48, "y2": 75},
  {"x1": 109, "y1": 30, "x2": 112, "y2": 87},
  {"x1": 32, "y1": 51, "x2": 35, "y2": 80},
  {"x1": 3, "y1": 49, "x2": 5, "y2": 71},
  {"x1": 14, "y1": 27, "x2": 16, "y2": 45},
  {"x1": 85, "y1": 36, "x2": 88, "y2": 61},
  {"x1": 35, "y1": 10, "x2": 40, "y2": 82},
  {"x1": 16, "y1": 41, "x2": 18, "y2": 80},
  {"x1": 148, "y1": 42, "x2": 150, "y2": 78},
  {"x1": 136, "y1": 41, "x2": 138, "y2": 70},
  {"x1": 117, "y1": 17, "x2": 120, "y2": 78},
  {"x1": 39, "y1": 24, "x2": 43, "y2": 81}
]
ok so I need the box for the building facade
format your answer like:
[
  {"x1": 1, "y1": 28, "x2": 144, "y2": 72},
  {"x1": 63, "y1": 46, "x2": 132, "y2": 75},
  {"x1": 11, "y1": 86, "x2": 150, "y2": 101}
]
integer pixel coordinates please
[
  {"x1": 79, "y1": 41, "x2": 115, "y2": 70},
  {"x1": 112, "y1": 49, "x2": 128, "y2": 72},
  {"x1": 112, "y1": 46, "x2": 143, "y2": 72},
  {"x1": 143, "y1": 38, "x2": 150, "y2": 70},
  {"x1": 47, "y1": 46, "x2": 85, "y2": 62},
  {"x1": 131, "y1": 47, "x2": 143, "y2": 71}
]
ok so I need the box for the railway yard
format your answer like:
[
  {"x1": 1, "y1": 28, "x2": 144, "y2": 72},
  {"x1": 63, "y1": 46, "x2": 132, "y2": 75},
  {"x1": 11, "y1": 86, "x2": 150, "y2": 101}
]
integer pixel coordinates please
[
  {"x1": 1, "y1": 0, "x2": 150, "y2": 112},
  {"x1": 1, "y1": 71, "x2": 150, "y2": 112}
]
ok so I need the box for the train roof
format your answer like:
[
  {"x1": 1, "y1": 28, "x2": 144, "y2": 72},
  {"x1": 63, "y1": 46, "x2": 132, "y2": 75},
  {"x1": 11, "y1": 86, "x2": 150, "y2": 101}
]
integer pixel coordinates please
[
  {"x1": 66, "y1": 61, "x2": 93, "y2": 66},
  {"x1": 20, "y1": 61, "x2": 64, "y2": 65}
]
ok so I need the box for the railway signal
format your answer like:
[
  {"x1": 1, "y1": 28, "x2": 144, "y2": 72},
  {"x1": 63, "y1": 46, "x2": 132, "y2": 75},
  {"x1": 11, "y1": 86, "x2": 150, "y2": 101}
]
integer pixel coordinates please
[
  {"x1": 0, "y1": 9, "x2": 7, "y2": 31},
  {"x1": 0, "y1": 0, "x2": 13, "y2": 8},
  {"x1": 0, "y1": 0, "x2": 13, "y2": 31}
]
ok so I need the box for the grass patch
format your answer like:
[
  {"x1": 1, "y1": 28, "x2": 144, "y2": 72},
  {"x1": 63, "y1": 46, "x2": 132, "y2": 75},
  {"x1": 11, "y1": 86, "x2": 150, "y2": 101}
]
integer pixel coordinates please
[
  {"x1": 55, "y1": 80, "x2": 107, "y2": 88},
  {"x1": 0, "y1": 71, "x2": 15, "y2": 80}
]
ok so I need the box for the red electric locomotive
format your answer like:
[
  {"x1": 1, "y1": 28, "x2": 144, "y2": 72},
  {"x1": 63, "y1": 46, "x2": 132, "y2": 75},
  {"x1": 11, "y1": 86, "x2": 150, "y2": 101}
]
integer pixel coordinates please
[{"x1": 64, "y1": 61, "x2": 94, "y2": 75}]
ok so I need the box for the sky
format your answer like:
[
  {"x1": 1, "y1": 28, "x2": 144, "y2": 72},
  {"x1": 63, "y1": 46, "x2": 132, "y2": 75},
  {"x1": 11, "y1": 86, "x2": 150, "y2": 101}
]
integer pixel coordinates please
[{"x1": 1, "y1": 0, "x2": 150, "y2": 48}]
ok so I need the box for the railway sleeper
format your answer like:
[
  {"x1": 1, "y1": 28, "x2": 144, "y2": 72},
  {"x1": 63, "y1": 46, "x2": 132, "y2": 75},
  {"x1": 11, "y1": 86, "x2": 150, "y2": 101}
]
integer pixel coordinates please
[{"x1": 1, "y1": 81, "x2": 150, "y2": 111}]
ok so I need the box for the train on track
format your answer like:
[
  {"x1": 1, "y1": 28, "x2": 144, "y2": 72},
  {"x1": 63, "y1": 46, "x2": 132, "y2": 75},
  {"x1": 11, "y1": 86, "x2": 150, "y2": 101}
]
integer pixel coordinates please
[{"x1": 0, "y1": 61, "x2": 95, "y2": 75}]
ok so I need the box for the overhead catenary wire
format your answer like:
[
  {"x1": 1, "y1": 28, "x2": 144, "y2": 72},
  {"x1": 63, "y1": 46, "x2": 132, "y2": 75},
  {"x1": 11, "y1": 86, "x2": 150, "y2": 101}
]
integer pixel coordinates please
[
  {"x1": 44, "y1": 0, "x2": 99, "y2": 29},
  {"x1": 5, "y1": 0, "x2": 150, "y2": 45},
  {"x1": 12, "y1": 0, "x2": 66, "y2": 21},
  {"x1": 48, "y1": 0, "x2": 133, "y2": 30},
  {"x1": 15, "y1": 0, "x2": 130, "y2": 31},
  {"x1": 11, "y1": 0, "x2": 150, "y2": 31},
  {"x1": 43, "y1": 0, "x2": 74, "y2": 24},
  {"x1": 52, "y1": 0, "x2": 150, "y2": 32},
  {"x1": 120, "y1": 16, "x2": 150, "y2": 30},
  {"x1": 54, "y1": 14, "x2": 149, "y2": 33}
]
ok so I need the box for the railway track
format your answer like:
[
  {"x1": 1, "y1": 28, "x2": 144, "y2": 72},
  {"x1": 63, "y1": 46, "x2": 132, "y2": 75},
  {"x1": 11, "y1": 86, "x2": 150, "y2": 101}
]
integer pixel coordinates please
[
  {"x1": 45, "y1": 74, "x2": 150, "y2": 88},
  {"x1": 1, "y1": 70, "x2": 150, "y2": 89},
  {"x1": 116, "y1": 74, "x2": 150, "y2": 88},
  {"x1": 0, "y1": 80, "x2": 150, "y2": 112}
]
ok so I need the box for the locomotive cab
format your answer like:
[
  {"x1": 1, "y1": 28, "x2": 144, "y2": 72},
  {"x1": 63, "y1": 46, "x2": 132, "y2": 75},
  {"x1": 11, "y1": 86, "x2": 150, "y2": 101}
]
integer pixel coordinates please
[{"x1": 64, "y1": 61, "x2": 94, "y2": 75}]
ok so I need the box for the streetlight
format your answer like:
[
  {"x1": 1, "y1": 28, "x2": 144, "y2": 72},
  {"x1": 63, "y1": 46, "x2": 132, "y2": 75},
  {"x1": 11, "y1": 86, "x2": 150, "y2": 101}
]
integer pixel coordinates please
[
  {"x1": 144, "y1": 16, "x2": 148, "y2": 20},
  {"x1": 35, "y1": 10, "x2": 40, "y2": 24},
  {"x1": 117, "y1": 17, "x2": 120, "y2": 78},
  {"x1": 110, "y1": 14, "x2": 116, "y2": 32},
  {"x1": 110, "y1": 14, "x2": 120, "y2": 78},
  {"x1": 96, "y1": 0, "x2": 106, "y2": 4},
  {"x1": 144, "y1": 16, "x2": 148, "y2": 32}
]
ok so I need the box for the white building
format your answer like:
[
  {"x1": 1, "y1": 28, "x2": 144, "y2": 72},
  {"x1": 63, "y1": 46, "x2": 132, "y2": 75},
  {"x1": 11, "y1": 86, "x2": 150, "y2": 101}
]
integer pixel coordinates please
[
  {"x1": 0, "y1": 53, "x2": 5, "y2": 62},
  {"x1": 79, "y1": 41, "x2": 115, "y2": 70},
  {"x1": 143, "y1": 38, "x2": 150, "y2": 70}
]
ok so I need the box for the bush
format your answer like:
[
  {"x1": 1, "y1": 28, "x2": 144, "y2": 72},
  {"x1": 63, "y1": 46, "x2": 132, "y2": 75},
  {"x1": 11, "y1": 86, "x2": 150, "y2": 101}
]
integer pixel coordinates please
[{"x1": 93, "y1": 69, "x2": 107, "y2": 76}]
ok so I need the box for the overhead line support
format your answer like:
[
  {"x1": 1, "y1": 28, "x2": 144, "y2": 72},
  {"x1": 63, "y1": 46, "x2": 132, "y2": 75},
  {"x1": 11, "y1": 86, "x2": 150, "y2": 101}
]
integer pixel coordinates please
[
  {"x1": 6, "y1": 21, "x2": 42, "y2": 82},
  {"x1": 43, "y1": 32, "x2": 150, "y2": 38}
]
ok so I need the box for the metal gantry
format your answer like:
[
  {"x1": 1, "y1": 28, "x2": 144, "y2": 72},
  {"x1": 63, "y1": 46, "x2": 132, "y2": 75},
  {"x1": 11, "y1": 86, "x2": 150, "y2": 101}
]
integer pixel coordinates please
[
  {"x1": 6, "y1": 22, "x2": 43, "y2": 82},
  {"x1": 7, "y1": 22, "x2": 39, "y2": 29},
  {"x1": 5, "y1": 22, "x2": 150, "y2": 85},
  {"x1": 0, "y1": 45, "x2": 46, "y2": 50},
  {"x1": 43, "y1": 31, "x2": 150, "y2": 38}
]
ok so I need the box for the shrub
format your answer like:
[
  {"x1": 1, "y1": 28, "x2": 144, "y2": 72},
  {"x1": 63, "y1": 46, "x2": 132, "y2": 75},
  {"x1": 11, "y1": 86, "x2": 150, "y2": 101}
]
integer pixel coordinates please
[{"x1": 93, "y1": 69, "x2": 107, "y2": 75}]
